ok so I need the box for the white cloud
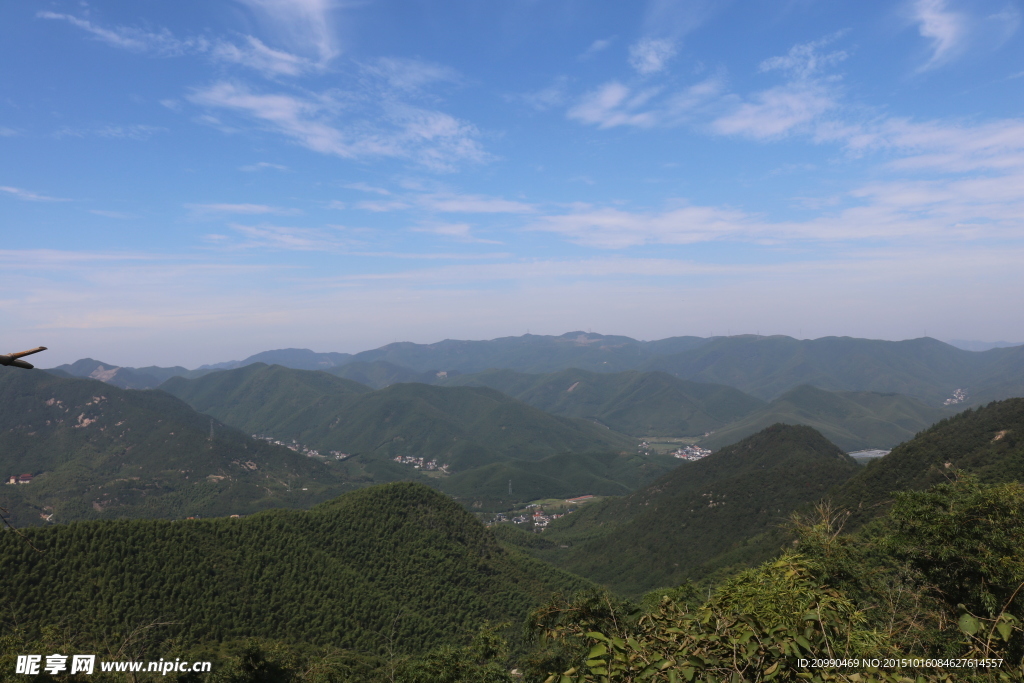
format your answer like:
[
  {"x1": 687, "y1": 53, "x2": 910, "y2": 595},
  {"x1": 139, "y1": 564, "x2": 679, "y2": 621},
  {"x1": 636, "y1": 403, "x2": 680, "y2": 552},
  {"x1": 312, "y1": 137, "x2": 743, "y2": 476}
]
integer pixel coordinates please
[
  {"x1": 235, "y1": 0, "x2": 338, "y2": 63},
  {"x1": 628, "y1": 38, "x2": 677, "y2": 75},
  {"x1": 89, "y1": 210, "x2": 135, "y2": 219},
  {"x1": 0, "y1": 127, "x2": 18, "y2": 137},
  {"x1": 759, "y1": 34, "x2": 847, "y2": 78},
  {"x1": 0, "y1": 186, "x2": 70, "y2": 202},
  {"x1": 37, "y1": 12, "x2": 206, "y2": 56},
  {"x1": 579, "y1": 37, "x2": 615, "y2": 61},
  {"x1": 411, "y1": 223, "x2": 503, "y2": 244},
  {"x1": 188, "y1": 81, "x2": 486, "y2": 171},
  {"x1": 417, "y1": 194, "x2": 534, "y2": 214},
  {"x1": 39, "y1": 11, "x2": 314, "y2": 79},
  {"x1": 568, "y1": 82, "x2": 659, "y2": 128},
  {"x1": 911, "y1": 0, "x2": 967, "y2": 70},
  {"x1": 509, "y1": 77, "x2": 570, "y2": 112},
  {"x1": 239, "y1": 161, "x2": 290, "y2": 172},
  {"x1": 186, "y1": 203, "x2": 300, "y2": 215},
  {"x1": 344, "y1": 182, "x2": 391, "y2": 195},
  {"x1": 212, "y1": 35, "x2": 314, "y2": 77},
  {"x1": 711, "y1": 81, "x2": 836, "y2": 140},
  {"x1": 226, "y1": 222, "x2": 348, "y2": 250},
  {"x1": 362, "y1": 57, "x2": 460, "y2": 92}
]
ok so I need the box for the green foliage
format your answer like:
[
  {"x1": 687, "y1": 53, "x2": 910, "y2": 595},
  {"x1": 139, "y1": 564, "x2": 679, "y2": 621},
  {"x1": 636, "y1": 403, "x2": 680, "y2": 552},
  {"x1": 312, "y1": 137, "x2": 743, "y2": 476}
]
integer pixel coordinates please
[
  {"x1": 0, "y1": 483, "x2": 590, "y2": 656},
  {"x1": 832, "y1": 398, "x2": 1024, "y2": 526},
  {"x1": 445, "y1": 368, "x2": 764, "y2": 437},
  {"x1": 162, "y1": 364, "x2": 635, "y2": 473},
  {"x1": 643, "y1": 334, "x2": 1024, "y2": 404},
  {"x1": 0, "y1": 367, "x2": 351, "y2": 526},
  {"x1": 700, "y1": 385, "x2": 950, "y2": 452},
  {"x1": 531, "y1": 425, "x2": 860, "y2": 595}
]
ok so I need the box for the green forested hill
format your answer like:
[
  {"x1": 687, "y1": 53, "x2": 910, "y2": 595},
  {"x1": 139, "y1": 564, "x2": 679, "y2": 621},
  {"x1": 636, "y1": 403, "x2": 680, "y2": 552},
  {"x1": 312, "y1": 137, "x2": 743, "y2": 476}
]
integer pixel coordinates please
[
  {"x1": 531, "y1": 424, "x2": 860, "y2": 596},
  {"x1": 327, "y1": 359, "x2": 445, "y2": 388},
  {"x1": 644, "y1": 334, "x2": 1024, "y2": 403},
  {"x1": 0, "y1": 368, "x2": 351, "y2": 526},
  {"x1": 161, "y1": 364, "x2": 635, "y2": 471},
  {"x1": 344, "y1": 331, "x2": 711, "y2": 373},
  {"x1": 832, "y1": 397, "x2": 1024, "y2": 524},
  {"x1": 0, "y1": 482, "x2": 591, "y2": 655},
  {"x1": 700, "y1": 384, "x2": 950, "y2": 451},
  {"x1": 444, "y1": 368, "x2": 764, "y2": 436},
  {"x1": 160, "y1": 362, "x2": 372, "y2": 433}
]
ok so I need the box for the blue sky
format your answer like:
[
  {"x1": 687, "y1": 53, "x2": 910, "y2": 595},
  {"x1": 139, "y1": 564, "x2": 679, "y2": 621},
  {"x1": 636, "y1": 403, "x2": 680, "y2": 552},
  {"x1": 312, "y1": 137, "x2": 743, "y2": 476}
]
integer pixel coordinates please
[{"x1": 3, "y1": 0, "x2": 1023, "y2": 367}]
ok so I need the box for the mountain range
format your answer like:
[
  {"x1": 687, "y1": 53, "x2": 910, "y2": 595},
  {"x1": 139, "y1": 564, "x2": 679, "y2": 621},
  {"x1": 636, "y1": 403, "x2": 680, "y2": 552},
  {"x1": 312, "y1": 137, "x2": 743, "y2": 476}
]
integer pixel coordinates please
[
  {"x1": 49, "y1": 332, "x2": 1024, "y2": 409},
  {"x1": 0, "y1": 367, "x2": 352, "y2": 527}
]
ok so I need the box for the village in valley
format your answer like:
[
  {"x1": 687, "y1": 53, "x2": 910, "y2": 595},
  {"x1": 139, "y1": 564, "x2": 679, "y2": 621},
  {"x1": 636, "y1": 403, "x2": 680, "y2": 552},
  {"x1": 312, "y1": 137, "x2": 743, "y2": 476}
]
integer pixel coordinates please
[
  {"x1": 488, "y1": 494, "x2": 600, "y2": 531},
  {"x1": 252, "y1": 434, "x2": 350, "y2": 461}
]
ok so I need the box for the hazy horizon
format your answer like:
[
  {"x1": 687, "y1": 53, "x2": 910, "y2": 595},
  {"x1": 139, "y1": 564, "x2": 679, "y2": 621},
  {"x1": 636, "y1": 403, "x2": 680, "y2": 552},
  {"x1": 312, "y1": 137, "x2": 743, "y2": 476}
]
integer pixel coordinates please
[
  {"x1": 5, "y1": 1, "x2": 1024, "y2": 367},
  {"x1": 35, "y1": 331, "x2": 1024, "y2": 370}
]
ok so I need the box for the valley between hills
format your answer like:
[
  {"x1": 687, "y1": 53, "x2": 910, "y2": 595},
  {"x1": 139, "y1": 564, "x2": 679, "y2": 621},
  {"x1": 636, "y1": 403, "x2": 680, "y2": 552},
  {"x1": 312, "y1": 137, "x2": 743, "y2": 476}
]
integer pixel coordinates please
[{"x1": 3, "y1": 331, "x2": 1024, "y2": 681}]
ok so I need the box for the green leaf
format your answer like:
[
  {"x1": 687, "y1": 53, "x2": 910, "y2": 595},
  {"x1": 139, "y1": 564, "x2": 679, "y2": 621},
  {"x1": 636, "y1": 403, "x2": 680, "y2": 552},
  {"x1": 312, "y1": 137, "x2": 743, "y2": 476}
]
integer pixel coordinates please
[
  {"x1": 958, "y1": 613, "x2": 980, "y2": 635},
  {"x1": 587, "y1": 643, "x2": 608, "y2": 658}
]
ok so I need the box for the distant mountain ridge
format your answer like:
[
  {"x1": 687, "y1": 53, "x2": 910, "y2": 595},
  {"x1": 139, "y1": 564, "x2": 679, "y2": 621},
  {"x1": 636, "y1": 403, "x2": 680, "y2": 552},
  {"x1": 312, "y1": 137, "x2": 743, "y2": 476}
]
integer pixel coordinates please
[
  {"x1": 47, "y1": 332, "x2": 1024, "y2": 408},
  {"x1": 0, "y1": 367, "x2": 352, "y2": 526},
  {"x1": 699, "y1": 384, "x2": 950, "y2": 451},
  {"x1": 529, "y1": 424, "x2": 861, "y2": 596}
]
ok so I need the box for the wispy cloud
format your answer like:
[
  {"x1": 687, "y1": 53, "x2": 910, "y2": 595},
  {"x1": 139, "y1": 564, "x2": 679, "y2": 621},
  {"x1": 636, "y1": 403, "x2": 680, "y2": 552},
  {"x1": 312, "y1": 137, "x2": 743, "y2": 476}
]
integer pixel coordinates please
[
  {"x1": 411, "y1": 223, "x2": 503, "y2": 244},
  {"x1": 39, "y1": 11, "x2": 314, "y2": 79},
  {"x1": 417, "y1": 194, "x2": 534, "y2": 214},
  {"x1": 53, "y1": 124, "x2": 166, "y2": 141},
  {"x1": 89, "y1": 210, "x2": 135, "y2": 219},
  {"x1": 225, "y1": 222, "x2": 347, "y2": 250},
  {"x1": 0, "y1": 127, "x2": 18, "y2": 137},
  {"x1": 0, "y1": 186, "x2": 70, "y2": 202},
  {"x1": 508, "y1": 77, "x2": 570, "y2": 112},
  {"x1": 344, "y1": 182, "x2": 391, "y2": 195},
  {"x1": 187, "y1": 80, "x2": 486, "y2": 171},
  {"x1": 212, "y1": 35, "x2": 315, "y2": 77},
  {"x1": 911, "y1": 0, "x2": 967, "y2": 70},
  {"x1": 186, "y1": 203, "x2": 301, "y2": 216},
  {"x1": 361, "y1": 57, "x2": 460, "y2": 92},
  {"x1": 37, "y1": 11, "x2": 206, "y2": 55},
  {"x1": 628, "y1": 38, "x2": 677, "y2": 75},
  {"x1": 239, "y1": 161, "x2": 290, "y2": 172},
  {"x1": 236, "y1": 0, "x2": 338, "y2": 64},
  {"x1": 578, "y1": 37, "x2": 615, "y2": 61}
]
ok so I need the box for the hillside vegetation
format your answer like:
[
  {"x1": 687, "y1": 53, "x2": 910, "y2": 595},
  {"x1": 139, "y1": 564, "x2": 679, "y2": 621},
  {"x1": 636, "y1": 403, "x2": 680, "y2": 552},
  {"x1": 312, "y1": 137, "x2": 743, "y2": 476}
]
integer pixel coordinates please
[
  {"x1": 700, "y1": 384, "x2": 949, "y2": 451},
  {"x1": 644, "y1": 334, "x2": 1024, "y2": 403},
  {"x1": 0, "y1": 482, "x2": 590, "y2": 657},
  {"x1": 832, "y1": 397, "x2": 1024, "y2": 525},
  {"x1": 0, "y1": 368, "x2": 350, "y2": 527},
  {"x1": 529, "y1": 424, "x2": 860, "y2": 596},
  {"x1": 161, "y1": 364, "x2": 635, "y2": 471},
  {"x1": 444, "y1": 368, "x2": 764, "y2": 437}
]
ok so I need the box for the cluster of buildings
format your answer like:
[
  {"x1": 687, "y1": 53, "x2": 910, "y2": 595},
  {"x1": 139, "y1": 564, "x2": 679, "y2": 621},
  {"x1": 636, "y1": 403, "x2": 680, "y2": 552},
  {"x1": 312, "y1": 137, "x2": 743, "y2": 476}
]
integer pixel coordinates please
[
  {"x1": 944, "y1": 388, "x2": 968, "y2": 405},
  {"x1": 492, "y1": 494, "x2": 596, "y2": 531},
  {"x1": 393, "y1": 455, "x2": 450, "y2": 473},
  {"x1": 252, "y1": 435, "x2": 349, "y2": 460},
  {"x1": 672, "y1": 445, "x2": 713, "y2": 461},
  {"x1": 6, "y1": 473, "x2": 34, "y2": 485}
]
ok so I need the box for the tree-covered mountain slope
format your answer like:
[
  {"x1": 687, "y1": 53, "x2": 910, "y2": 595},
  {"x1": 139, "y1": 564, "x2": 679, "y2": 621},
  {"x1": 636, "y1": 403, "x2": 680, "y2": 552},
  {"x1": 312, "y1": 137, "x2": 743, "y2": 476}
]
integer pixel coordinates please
[
  {"x1": 832, "y1": 397, "x2": 1024, "y2": 525},
  {"x1": 160, "y1": 362, "x2": 372, "y2": 433},
  {"x1": 0, "y1": 367, "x2": 352, "y2": 527},
  {"x1": 644, "y1": 334, "x2": 1024, "y2": 403},
  {"x1": 160, "y1": 363, "x2": 636, "y2": 471},
  {"x1": 341, "y1": 331, "x2": 712, "y2": 373},
  {"x1": 700, "y1": 384, "x2": 950, "y2": 451},
  {"x1": 443, "y1": 368, "x2": 764, "y2": 437},
  {"x1": 327, "y1": 359, "x2": 448, "y2": 388},
  {"x1": 0, "y1": 482, "x2": 591, "y2": 655},
  {"x1": 532, "y1": 424, "x2": 860, "y2": 596}
]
